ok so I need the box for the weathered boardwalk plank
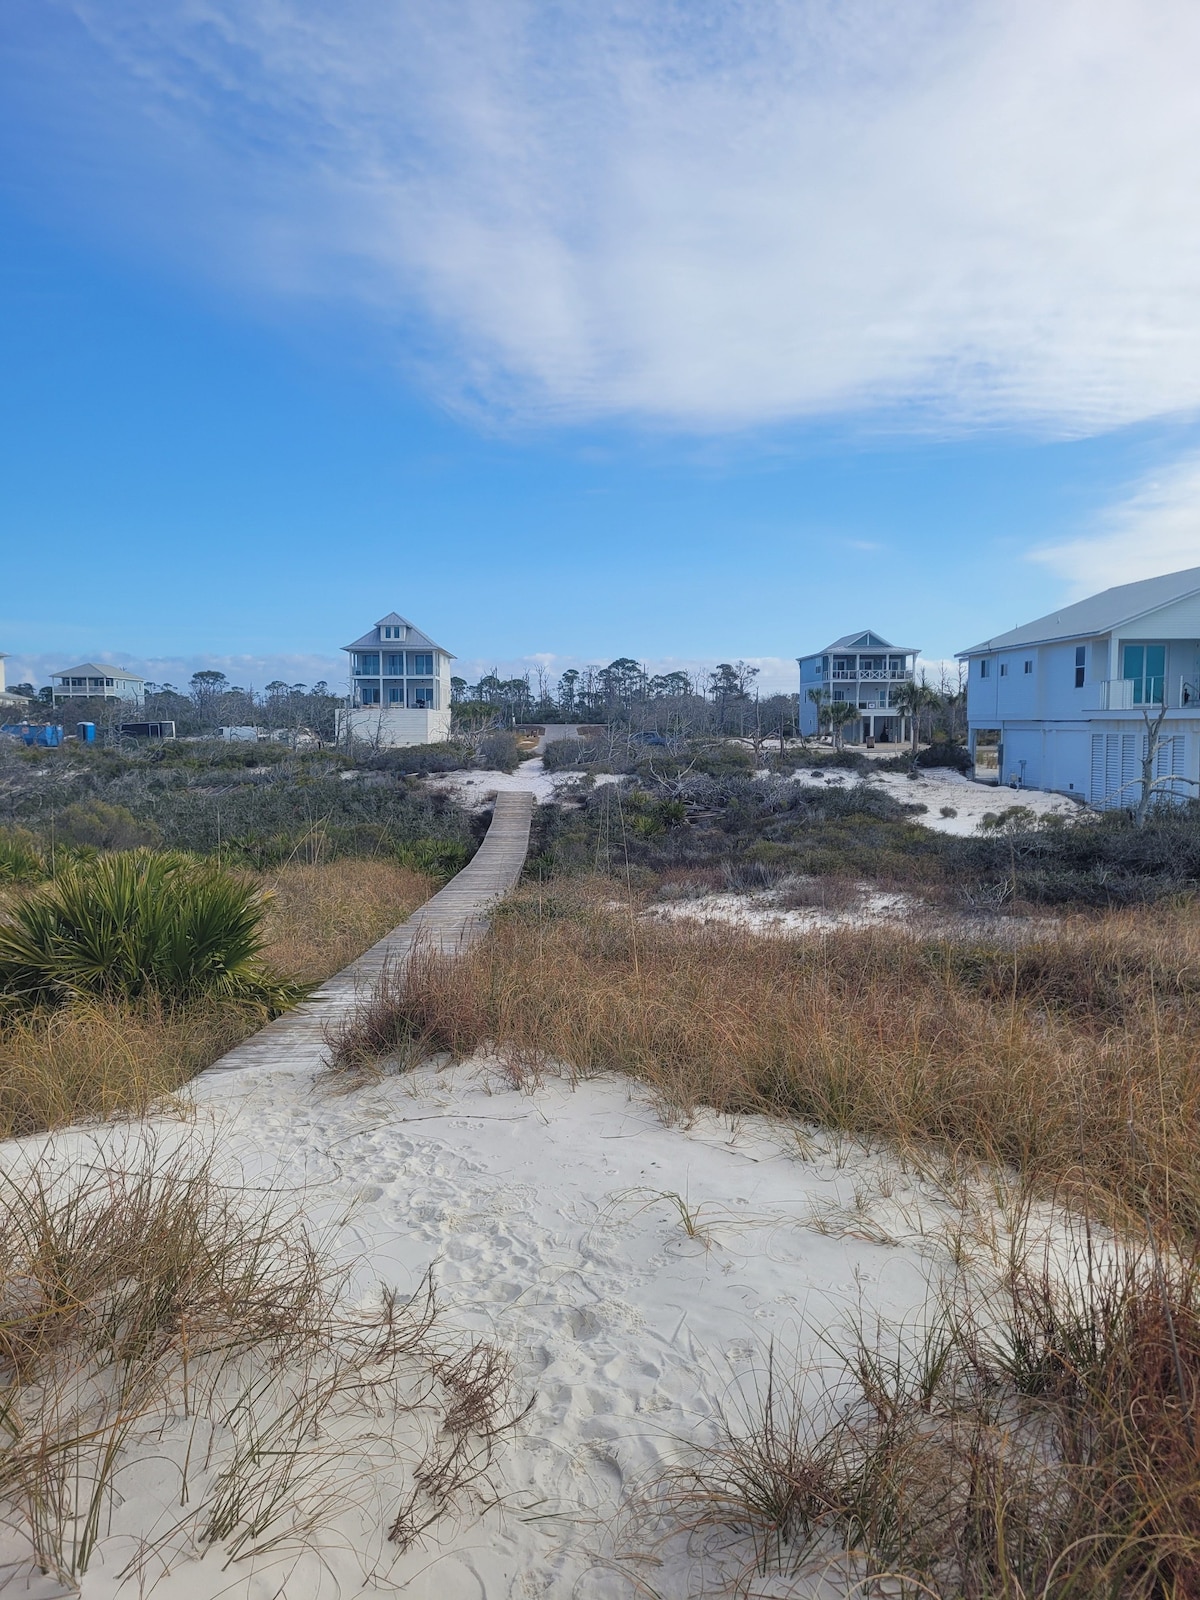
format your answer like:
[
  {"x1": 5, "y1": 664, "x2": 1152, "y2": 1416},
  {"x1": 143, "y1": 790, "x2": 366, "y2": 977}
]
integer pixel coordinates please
[{"x1": 205, "y1": 790, "x2": 534, "y2": 1076}]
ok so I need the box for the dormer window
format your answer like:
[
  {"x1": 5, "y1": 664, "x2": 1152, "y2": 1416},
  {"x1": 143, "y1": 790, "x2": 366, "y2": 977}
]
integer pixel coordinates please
[{"x1": 380, "y1": 624, "x2": 408, "y2": 641}]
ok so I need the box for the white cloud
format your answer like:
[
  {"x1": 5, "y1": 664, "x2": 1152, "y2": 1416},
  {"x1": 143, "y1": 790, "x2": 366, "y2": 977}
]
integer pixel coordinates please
[
  {"x1": 1030, "y1": 456, "x2": 1200, "y2": 596},
  {"x1": 22, "y1": 0, "x2": 1200, "y2": 431}
]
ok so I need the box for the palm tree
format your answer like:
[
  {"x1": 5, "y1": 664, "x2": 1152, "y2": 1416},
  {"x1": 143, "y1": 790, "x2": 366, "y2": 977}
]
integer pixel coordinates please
[
  {"x1": 825, "y1": 700, "x2": 860, "y2": 751},
  {"x1": 891, "y1": 676, "x2": 939, "y2": 760}
]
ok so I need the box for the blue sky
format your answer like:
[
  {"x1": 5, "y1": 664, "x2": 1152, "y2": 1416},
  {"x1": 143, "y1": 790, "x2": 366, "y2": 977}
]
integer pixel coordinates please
[{"x1": 3, "y1": 1, "x2": 1200, "y2": 696}]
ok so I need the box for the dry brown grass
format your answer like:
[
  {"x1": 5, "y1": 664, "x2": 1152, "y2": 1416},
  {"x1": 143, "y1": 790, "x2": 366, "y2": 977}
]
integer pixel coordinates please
[
  {"x1": 259, "y1": 858, "x2": 434, "y2": 983},
  {"x1": 332, "y1": 876, "x2": 1200, "y2": 1234},
  {"x1": 0, "y1": 1140, "x2": 522, "y2": 1585},
  {"x1": 657, "y1": 1229, "x2": 1200, "y2": 1598},
  {"x1": 0, "y1": 858, "x2": 433, "y2": 1142}
]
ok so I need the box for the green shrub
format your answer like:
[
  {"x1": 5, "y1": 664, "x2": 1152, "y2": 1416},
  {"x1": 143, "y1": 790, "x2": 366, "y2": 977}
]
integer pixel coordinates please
[
  {"x1": 394, "y1": 837, "x2": 474, "y2": 879},
  {"x1": 0, "y1": 827, "x2": 46, "y2": 883},
  {"x1": 0, "y1": 851, "x2": 307, "y2": 1013},
  {"x1": 477, "y1": 731, "x2": 522, "y2": 772},
  {"x1": 54, "y1": 799, "x2": 162, "y2": 850}
]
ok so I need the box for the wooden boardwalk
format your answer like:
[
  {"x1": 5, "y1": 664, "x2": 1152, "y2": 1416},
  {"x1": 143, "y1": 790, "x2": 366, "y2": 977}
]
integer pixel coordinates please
[{"x1": 205, "y1": 790, "x2": 534, "y2": 1077}]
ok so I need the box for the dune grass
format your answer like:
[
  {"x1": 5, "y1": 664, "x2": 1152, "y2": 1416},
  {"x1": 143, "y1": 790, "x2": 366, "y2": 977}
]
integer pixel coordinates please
[
  {"x1": 0, "y1": 857, "x2": 433, "y2": 1141},
  {"x1": 330, "y1": 876, "x2": 1200, "y2": 1235},
  {"x1": 657, "y1": 1225, "x2": 1200, "y2": 1597},
  {"x1": 327, "y1": 875, "x2": 1200, "y2": 1593},
  {"x1": 0, "y1": 1139, "x2": 521, "y2": 1585}
]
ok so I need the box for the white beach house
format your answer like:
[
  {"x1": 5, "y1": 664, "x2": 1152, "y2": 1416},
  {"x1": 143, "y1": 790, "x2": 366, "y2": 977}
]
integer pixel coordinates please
[
  {"x1": 338, "y1": 611, "x2": 454, "y2": 747},
  {"x1": 797, "y1": 631, "x2": 920, "y2": 745},
  {"x1": 50, "y1": 663, "x2": 145, "y2": 706},
  {"x1": 958, "y1": 566, "x2": 1200, "y2": 805}
]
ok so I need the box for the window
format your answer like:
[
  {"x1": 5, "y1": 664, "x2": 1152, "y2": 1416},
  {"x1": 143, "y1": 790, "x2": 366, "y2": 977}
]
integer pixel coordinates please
[
  {"x1": 105, "y1": 678, "x2": 114, "y2": 687},
  {"x1": 358, "y1": 683, "x2": 380, "y2": 705},
  {"x1": 89, "y1": 677, "x2": 104, "y2": 688},
  {"x1": 979, "y1": 659, "x2": 990, "y2": 679},
  {"x1": 381, "y1": 625, "x2": 406, "y2": 640},
  {"x1": 1024, "y1": 660, "x2": 1033, "y2": 674},
  {"x1": 406, "y1": 680, "x2": 436, "y2": 709},
  {"x1": 384, "y1": 653, "x2": 405, "y2": 675},
  {"x1": 385, "y1": 682, "x2": 404, "y2": 703},
  {"x1": 1074, "y1": 645, "x2": 1086, "y2": 689},
  {"x1": 999, "y1": 663, "x2": 1008, "y2": 677},
  {"x1": 1122, "y1": 643, "x2": 1166, "y2": 705},
  {"x1": 410, "y1": 653, "x2": 434, "y2": 676},
  {"x1": 353, "y1": 653, "x2": 380, "y2": 676}
]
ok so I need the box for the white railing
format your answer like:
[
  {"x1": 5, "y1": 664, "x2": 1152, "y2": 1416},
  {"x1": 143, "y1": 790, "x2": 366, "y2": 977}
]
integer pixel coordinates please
[
  {"x1": 830, "y1": 669, "x2": 912, "y2": 682},
  {"x1": 1092, "y1": 679, "x2": 1135, "y2": 710}
]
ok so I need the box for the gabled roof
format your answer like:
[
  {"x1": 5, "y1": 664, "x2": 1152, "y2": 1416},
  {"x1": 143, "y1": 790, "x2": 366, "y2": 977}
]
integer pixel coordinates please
[
  {"x1": 340, "y1": 612, "x2": 454, "y2": 658},
  {"x1": 801, "y1": 631, "x2": 920, "y2": 657},
  {"x1": 958, "y1": 565, "x2": 1200, "y2": 656},
  {"x1": 52, "y1": 663, "x2": 143, "y2": 680}
]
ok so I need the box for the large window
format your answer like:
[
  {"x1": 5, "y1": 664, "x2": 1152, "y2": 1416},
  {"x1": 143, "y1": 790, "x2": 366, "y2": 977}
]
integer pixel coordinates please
[
  {"x1": 384, "y1": 653, "x2": 405, "y2": 675},
  {"x1": 358, "y1": 683, "x2": 380, "y2": 705},
  {"x1": 353, "y1": 653, "x2": 380, "y2": 676},
  {"x1": 407, "y1": 680, "x2": 436, "y2": 709},
  {"x1": 410, "y1": 653, "x2": 434, "y2": 676},
  {"x1": 1122, "y1": 643, "x2": 1166, "y2": 705}
]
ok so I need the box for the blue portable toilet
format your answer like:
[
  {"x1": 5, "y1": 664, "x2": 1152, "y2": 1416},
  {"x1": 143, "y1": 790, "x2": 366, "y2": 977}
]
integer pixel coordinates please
[{"x1": 77, "y1": 722, "x2": 96, "y2": 743}]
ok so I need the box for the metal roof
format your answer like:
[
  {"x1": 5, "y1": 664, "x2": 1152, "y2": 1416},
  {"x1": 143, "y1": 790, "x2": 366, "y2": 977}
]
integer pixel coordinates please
[
  {"x1": 800, "y1": 631, "x2": 920, "y2": 658},
  {"x1": 958, "y1": 565, "x2": 1200, "y2": 656},
  {"x1": 341, "y1": 613, "x2": 454, "y2": 658},
  {"x1": 52, "y1": 663, "x2": 144, "y2": 680}
]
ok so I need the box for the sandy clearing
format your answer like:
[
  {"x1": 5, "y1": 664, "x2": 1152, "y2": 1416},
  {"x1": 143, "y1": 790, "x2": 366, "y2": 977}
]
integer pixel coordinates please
[
  {"x1": 1, "y1": 1057, "x2": 1054, "y2": 1599},
  {"x1": 791, "y1": 764, "x2": 1084, "y2": 834},
  {"x1": 424, "y1": 757, "x2": 621, "y2": 810},
  {"x1": 424, "y1": 754, "x2": 1085, "y2": 833}
]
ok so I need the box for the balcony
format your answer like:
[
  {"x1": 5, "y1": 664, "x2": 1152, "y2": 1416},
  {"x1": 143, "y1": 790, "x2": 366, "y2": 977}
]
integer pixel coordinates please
[
  {"x1": 1090, "y1": 678, "x2": 1200, "y2": 712},
  {"x1": 829, "y1": 669, "x2": 913, "y2": 683}
]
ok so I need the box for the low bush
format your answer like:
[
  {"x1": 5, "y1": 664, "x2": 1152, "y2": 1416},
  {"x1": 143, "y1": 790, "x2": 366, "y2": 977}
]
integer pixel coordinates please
[
  {"x1": 0, "y1": 826, "x2": 44, "y2": 882},
  {"x1": 0, "y1": 850, "x2": 305, "y2": 1013},
  {"x1": 476, "y1": 730, "x2": 523, "y2": 772},
  {"x1": 53, "y1": 797, "x2": 161, "y2": 850},
  {"x1": 0, "y1": 857, "x2": 434, "y2": 1138}
]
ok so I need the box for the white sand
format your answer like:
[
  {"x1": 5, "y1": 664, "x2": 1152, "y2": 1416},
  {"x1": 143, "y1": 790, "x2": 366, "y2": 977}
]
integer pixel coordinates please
[
  {"x1": 649, "y1": 886, "x2": 917, "y2": 935},
  {"x1": 424, "y1": 757, "x2": 622, "y2": 809},
  {"x1": 424, "y1": 754, "x2": 1084, "y2": 834},
  {"x1": 1, "y1": 1058, "x2": 1040, "y2": 1599},
  {"x1": 793, "y1": 764, "x2": 1083, "y2": 835}
]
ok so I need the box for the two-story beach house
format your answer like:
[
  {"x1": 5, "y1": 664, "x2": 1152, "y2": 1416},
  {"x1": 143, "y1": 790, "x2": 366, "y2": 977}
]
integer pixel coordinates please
[
  {"x1": 798, "y1": 631, "x2": 920, "y2": 745},
  {"x1": 338, "y1": 612, "x2": 454, "y2": 747},
  {"x1": 50, "y1": 664, "x2": 144, "y2": 706},
  {"x1": 958, "y1": 566, "x2": 1200, "y2": 805}
]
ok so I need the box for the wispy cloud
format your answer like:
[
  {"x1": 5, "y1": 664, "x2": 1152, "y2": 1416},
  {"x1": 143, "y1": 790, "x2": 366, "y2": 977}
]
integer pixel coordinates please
[
  {"x1": 1030, "y1": 455, "x2": 1200, "y2": 596},
  {"x1": 13, "y1": 0, "x2": 1200, "y2": 431}
]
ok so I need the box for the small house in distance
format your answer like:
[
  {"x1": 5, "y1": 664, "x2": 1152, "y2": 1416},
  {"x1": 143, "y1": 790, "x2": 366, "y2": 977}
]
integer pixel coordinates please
[
  {"x1": 50, "y1": 663, "x2": 144, "y2": 706},
  {"x1": 798, "y1": 631, "x2": 920, "y2": 745},
  {"x1": 338, "y1": 612, "x2": 454, "y2": 747},
  {"x1": 959, "y1": 565, "x2": 1200, "y2": 804}
]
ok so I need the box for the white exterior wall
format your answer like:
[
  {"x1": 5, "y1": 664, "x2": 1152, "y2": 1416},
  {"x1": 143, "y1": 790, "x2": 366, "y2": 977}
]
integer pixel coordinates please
[
  {"x1": 965, "y1": 589, "x2": 1200, "y2": 803},
  {"x1": 339, "y1": 706, "x2": 452, "y2": 749}
]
